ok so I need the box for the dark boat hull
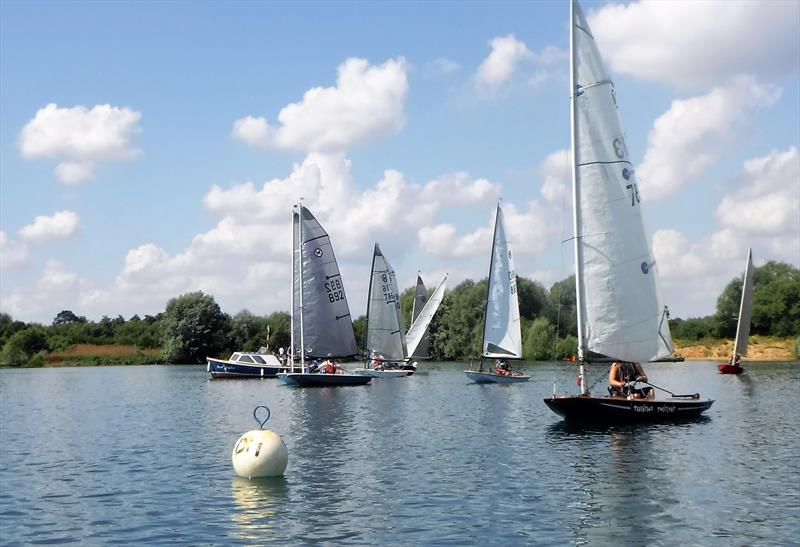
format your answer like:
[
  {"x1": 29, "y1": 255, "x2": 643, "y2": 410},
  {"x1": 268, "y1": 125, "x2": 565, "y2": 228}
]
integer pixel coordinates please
[
  {"x1": 277, "y1": 372, "x2": 372, "y2": 387},
  {"x1": 207, "y1": 358, "x2": 287, "y2": 378},
  {"x1": 544, "y1": 395, "x2": 714, "y2": 424},
  {"x1": 718, "y1": 363, "x2": 744, "y2": 374}
]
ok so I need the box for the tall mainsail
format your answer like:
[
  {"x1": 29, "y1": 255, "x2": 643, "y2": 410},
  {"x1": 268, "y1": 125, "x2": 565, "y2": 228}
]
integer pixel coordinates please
[
  {"x1": 365, "y1": 243, "x2": 407, "y2": 361},
  {"x1": 571, "y1": 0, "x2": 672, "y2": 365},
  {"x1": 409, "y1": 275, "x2": 429, "y2": 358},
  {"x1": 482, "y1": 205, "x2": 522, "y2": 358},
  {"x1": 406, "y1": 275, "x2": 447, "y2": 358},
  {"x1": 733, "y1": 248, "x2": 755, "y2": 358},
  {"x1": 292, "y1": 204, "x2": 358, "y2": 359}
]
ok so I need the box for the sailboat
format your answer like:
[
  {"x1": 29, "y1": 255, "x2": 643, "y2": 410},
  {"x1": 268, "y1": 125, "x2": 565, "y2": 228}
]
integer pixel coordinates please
[
  {"x1": 408, "y1": 275, "x2": 430, "y2": 359},
  {"x1": 277, "y1": 204, "x2": 371, "y2": 387},
  {"x1": 718, "y1": 249, "x2": 754, "y2": 374},
  {"x1": 405, "y1": 274, "x2": 448, "y2": 366},
  {"x1": 355, "y1": 243, "x2": 413, "y2": 378},
  {"x1": 543, "y1": 1, "x2": 713, "y2": 422},
  {"x1": 465, "y1": 205, "x2": 529, "y2": 384}
]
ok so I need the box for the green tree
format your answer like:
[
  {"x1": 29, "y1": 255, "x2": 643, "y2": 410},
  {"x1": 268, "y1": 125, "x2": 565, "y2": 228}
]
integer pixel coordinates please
[
  {"x1": 162, "y1": 292, "x2": 231, "y2": 363},
  {"x1": 547, "y1": 276, "x2": 578, "y2": 338},
  {"x1": 430, "y1": 279, "x2": 486, "y2": 360},
  {"x1": 523, "y1": 317, "x2": 556, "y2": 360}
]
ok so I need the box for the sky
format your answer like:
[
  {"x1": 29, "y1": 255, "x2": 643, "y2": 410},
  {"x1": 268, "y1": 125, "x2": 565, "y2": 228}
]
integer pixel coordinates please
[{"x1": 1, "y1": 0, "x2": 798, "y2": 325}]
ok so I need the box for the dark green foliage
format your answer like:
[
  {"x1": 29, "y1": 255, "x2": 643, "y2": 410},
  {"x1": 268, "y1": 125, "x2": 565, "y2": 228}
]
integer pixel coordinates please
[
  {"x1": 161, "y1": 292, "x2": 231, "y2": 363},
  {"x1": 352, "y1": 315, "x2": 366, "y2": 355},
  {"x1": 523, "y1": 317, "x2": 556, "y2": 360},
  {"x1": 429, "y1": 279, "x2": 486, "y2": 360}
]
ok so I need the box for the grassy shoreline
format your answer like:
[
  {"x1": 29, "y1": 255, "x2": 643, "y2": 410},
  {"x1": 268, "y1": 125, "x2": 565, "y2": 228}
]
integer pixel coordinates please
[{"x1": 3, "y1": 337, "x2": 797, "y2": 368}]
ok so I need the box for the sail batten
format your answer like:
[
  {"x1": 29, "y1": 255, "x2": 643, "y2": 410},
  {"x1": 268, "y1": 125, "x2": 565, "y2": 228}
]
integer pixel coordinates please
[{"x1": 572, "y1": 0, "x2": 672, "y2": 364}]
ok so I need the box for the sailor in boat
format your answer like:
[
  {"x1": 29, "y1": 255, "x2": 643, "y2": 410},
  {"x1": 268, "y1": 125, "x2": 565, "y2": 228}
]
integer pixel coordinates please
[
  {"x1": 321, "y1": 359, "x2": 337, "y2": 374},
  {"x1": 495, "y1": 359, "x2": 512, "y2": 376},
  {"x1": 730, "y1": 354, "x2": 742, "y2": 367},
  {"x1": 278, "y1": 347, "x2": 286, "y2": 365},
  {"x1": 608, "y1": 361, "x2": 654, "y2": 399},
  {"x1": 371, "y1": 353, "x2": 385, "y2": 371}
]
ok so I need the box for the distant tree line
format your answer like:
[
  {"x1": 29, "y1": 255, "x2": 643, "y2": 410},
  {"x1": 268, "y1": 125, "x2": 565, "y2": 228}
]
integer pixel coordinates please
[{"x1": 1, "y1": 262, "x2": 797, "y2": 366}]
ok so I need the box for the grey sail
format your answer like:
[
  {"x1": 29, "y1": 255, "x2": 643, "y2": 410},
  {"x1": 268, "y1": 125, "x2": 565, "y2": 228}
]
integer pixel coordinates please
[
  {"x1": 406, "y1": 275, "x2": 447, "y2": 358},
  {"x1": 572, "y1": 0, "x2": 672, "y2": 364},
  {"x1": 409, "y1": 275, "x2": 430, "y2": 358},
  {"x1": 295, "y1": 205, "x2": 358, "y2": 359},
  {"x1": 292, "y1": 210, "x2": 301, "y2": 357},
  {"x1": 733, "y1": 248, "x2": 754, "y2": 357},
  {"x1": 482, "y1": 205, "x2": 522, "y2": 359},
  {"x1": 365, "y1": 243, "x2": 407, "y2": 362}
]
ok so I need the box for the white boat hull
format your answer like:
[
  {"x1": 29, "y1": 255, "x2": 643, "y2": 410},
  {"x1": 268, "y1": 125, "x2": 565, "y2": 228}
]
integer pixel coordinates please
[{"x1": 465, "y1": 370, "x2": 530, "y2": 384}]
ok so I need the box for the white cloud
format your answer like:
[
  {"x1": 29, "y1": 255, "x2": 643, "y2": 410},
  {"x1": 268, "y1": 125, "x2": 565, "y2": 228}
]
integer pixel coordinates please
[
  {"x1": 18, "y1": 210, "x2": 80, "y2": 243},
  {"x1": 589, "y1": 0, "x2": 800, "y2": 88},
  {"x1": 38, "y1": 260, "x2": 80, "y2": 291},
  {"x1": 638, "y1": 77, "x2": 780, "y2": 201},
  {"x1": 18, "y1": 103, "x2": 142, "y2": 183},
  {"x1": 232, "y1": 57, "x2": 408, "y2": 153},
  {"x1": 474, "y1": 34, "x2": 533, "y2": 94},
  {"x1": 652, "y1": 146, "x2": 799, "y2": 318},
  {"x1": 473, "y1": 35, "x2": 566, "y2": 96},
  {"x1": 0, "y1": 231, "x2": 29, "y2": 269},
  {"x1": 421, "y1": 172, "x2": 501, "y2": 206},
  {"x1": 417, "y1": 201, "x2": 555, "y2": 259},
  {"x1": 539, "y1": 148, "x2": 570, "y2": 203},
  {"x1": 427, "y1": 58, "x2": 460, "y2": 75},
  {"x1": 717, "y1": 147, "x2": 799, "y2": 238}
]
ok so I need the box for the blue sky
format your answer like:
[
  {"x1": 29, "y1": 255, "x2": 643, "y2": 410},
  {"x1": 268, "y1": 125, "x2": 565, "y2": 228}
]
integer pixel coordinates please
[{"x1": 1, "y1": 0, "x2": 798, "y2": 324}]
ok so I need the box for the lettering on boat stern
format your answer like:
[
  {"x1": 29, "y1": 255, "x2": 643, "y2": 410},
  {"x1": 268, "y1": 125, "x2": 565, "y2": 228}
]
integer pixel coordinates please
[{"x1": 633, "y1": 405, "x2": 676, "y2": 413}]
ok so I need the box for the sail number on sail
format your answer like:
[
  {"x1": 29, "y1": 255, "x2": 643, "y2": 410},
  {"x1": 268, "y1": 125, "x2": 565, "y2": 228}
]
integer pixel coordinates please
[{"x1": 325, "y1": 278, "x2": 345, "y2": 303}]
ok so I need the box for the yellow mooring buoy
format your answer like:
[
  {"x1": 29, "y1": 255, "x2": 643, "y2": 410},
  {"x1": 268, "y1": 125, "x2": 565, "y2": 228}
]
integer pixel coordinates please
[{"x1": 232, "y1": 405, "x2": 288, "y2": 478}]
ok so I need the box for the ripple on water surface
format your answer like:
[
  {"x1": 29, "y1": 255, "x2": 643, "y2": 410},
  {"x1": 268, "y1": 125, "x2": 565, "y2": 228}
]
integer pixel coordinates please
[{"x1": 0, "y1": 361, "x2": 798, "y2": 545}]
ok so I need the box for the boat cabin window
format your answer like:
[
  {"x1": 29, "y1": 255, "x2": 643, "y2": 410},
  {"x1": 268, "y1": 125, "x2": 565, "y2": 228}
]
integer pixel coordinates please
[
  {"x1": 252, "y1": 356, "x2": 266, "y2": 364},
  {"x1": 237, "y1": 355, "x2": 255, "y2": 363}
]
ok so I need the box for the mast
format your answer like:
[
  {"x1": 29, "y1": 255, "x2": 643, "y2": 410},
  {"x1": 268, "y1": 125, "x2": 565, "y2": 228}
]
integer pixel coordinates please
[
  {"x1": 290, "y1": 205, "x2": 296, "y2": 373},
  {"x1": 570, "y1": 0, "x2": 588, "y2": 394},
  {"x1": 298, "y1": 202, "x2": 306, "y2": 372}
]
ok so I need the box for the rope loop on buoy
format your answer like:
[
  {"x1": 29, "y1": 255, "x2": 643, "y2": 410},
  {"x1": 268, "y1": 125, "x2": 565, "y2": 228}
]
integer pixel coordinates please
[{"x1": 253, "y1": 405, "x2": 271, "y2": 429}]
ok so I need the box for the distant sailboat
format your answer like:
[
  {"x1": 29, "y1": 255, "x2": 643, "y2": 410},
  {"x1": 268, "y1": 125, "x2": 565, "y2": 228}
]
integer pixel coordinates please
[
  {"x1": 543, "y1": 0, "x2": 712, "y2": 422},
  {"x1": 278, "y1": 204, "x2": 371, "y2": 387},
  {"x1": 718, "y1": 249, "x2": 754, "y2": 375},
  {"x1": 405, "y1": 274, "x2": 447, "y2": 364},
  {"x1": 409, "y1": 275, "x2": 430, "y2": 359},
  {"x1": 355, "y1": 243, "x2": 413, "y2": 378},
  {"x1": 465, "y1": 205, "x2": 529, "y2": 384}
]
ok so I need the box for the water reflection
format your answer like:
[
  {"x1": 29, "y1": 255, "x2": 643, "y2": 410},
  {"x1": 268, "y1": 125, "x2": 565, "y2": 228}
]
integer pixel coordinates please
[{"x1": 230, "y1": 476, "x2": 289, "y2": 542}]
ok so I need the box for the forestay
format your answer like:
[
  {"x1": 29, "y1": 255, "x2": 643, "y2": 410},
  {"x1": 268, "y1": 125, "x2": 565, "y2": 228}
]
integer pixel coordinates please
[
  {"x1": 572, "y1": 1, "x2": 672, "y2": 363},
  {"x1": 406, "y1": 275, "x2": 447, "y2": 358},
  {"x1": 292, "y1": 205, "x2": 358, "y2": 359},
  {"x1": 482, "y1": 205, "x2": 522, "y2": 358},
  {"x1": 366, "y1": 244, "x2": 407, "y2": 362}
]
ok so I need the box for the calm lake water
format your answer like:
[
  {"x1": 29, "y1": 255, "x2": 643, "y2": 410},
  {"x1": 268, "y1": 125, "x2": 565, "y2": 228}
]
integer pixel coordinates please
[{"x1": 1, "y1": 360, "x2": 798, "y2": 545}]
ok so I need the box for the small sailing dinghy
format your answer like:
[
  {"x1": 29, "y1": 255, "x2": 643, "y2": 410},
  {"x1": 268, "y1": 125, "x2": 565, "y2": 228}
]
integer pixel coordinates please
[
  {"x1": 543, "y1": 1, "x2": 712, "y2": 422},
  {"x1": 718, "y1": 249, "x2": 754, "y2": 375},
  {"x1": 277, "y1": 204, "x2": 371, "y2": 387},
  {"x1": 353, "y1": 243, "x2": 413, "y2": 378},
  {"x1": 465, "y1": 205, "x2": 529, "y2": 384},
  {"x1": 404, "y1": 274, "x2": 447, "y2": 370}
]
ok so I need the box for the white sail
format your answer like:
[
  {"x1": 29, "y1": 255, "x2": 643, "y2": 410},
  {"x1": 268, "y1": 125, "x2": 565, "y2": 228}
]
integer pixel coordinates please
[
  {"x1": 572, "y1": 0, "x2": 672, "y2": 364},
  {"x1": 293, "y1": 205, "x2": 358, "y2": 359},
  {"x1": 365, "y1": 243, "x2": 407, "y2": 362},
  {"x1": 406, "y1": 275, "x2": 447, "y2": 358},
  {"x1": 733, "y1": 248, "x2": 755, "y2": 358},
  {"x1": 409, "y1": 275, "x2": 430, "y2": 358},
  {"x1": 482, "y1": 205, "x2": 522, "y2": 358}
]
